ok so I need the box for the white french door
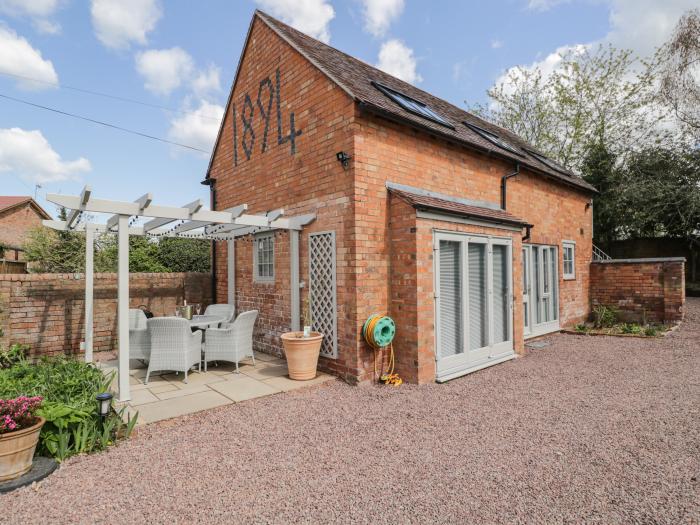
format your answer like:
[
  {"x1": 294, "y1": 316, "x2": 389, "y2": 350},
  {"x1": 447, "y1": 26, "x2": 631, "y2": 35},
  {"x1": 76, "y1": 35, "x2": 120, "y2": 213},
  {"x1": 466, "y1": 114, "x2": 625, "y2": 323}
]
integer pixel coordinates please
[
  {"x1": 522, "y1": 244, "x2": 559, "y2": 337},
  {"x1": 434, "y1": 232, "x2": 514, "y2": 381}
]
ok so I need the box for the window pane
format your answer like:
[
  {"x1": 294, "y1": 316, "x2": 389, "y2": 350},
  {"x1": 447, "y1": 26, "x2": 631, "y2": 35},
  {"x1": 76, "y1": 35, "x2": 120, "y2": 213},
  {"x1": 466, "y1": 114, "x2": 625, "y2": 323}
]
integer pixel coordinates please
[
  {"x1": 468, "y1": 243, "x2": 488, "y2": 350},
  {"x1": 439, "y1": 240, "x2": 463, "y2": 357},
  {"x1": 493, "y1": 244, "x2": 509, "y2": 344}
]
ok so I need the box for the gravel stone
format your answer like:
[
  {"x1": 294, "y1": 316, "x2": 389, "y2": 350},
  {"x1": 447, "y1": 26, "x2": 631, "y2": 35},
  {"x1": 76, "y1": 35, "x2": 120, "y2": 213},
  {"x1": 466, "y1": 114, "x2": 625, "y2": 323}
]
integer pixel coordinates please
[{"x1": 2, "y1": 299, "x2": 699, "y2": 524}]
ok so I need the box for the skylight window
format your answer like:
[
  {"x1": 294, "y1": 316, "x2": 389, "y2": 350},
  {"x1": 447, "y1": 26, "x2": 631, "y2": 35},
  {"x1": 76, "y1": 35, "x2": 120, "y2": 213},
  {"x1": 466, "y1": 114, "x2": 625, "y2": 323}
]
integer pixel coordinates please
[
  {"x1": 372, "y1": 81, "x2": 453, "y2": 128},
  {"x1": 464, "y1": 122, "x2": 523, "y2": 156},
  {"x1": 525, "y1": 149, "x2": 570, "y2": 175}
]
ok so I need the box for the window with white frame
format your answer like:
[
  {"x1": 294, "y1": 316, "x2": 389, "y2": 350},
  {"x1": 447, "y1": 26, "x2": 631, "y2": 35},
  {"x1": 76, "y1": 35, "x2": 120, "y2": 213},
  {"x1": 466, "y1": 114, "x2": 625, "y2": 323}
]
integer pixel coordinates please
[
  {"x1": 562, "y1": 241, "x2": 575, "y2": 279},
  {"x1": 254, "y1": 233, "x2": 274, "y2": 282}
]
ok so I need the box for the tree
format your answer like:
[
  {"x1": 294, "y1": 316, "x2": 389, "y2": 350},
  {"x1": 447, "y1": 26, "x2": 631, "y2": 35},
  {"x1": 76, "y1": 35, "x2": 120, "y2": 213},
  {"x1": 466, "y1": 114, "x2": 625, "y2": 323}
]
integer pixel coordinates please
[
  {"x1": 474, "y1": 44, "x2": 666, "y2": 172},
  {"x1": 657, "y1": 9, "x2": 700, "y2": 141},
  {"x1": 580, "y1": 142, "x2": 621, "y2": 247},
  {"x1": 24, "y1": 208, "x2": 86, "y2": 273},
  {"x1": 156, "y1": 238, "x2": 211, "y2": 273}
]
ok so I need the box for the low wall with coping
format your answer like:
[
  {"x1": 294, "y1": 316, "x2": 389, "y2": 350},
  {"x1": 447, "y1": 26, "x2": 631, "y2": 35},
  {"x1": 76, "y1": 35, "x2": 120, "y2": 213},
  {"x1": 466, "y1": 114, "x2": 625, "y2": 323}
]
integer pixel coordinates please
[
  {"x1": 0, "y1": 272, "x2": 212, "y2": 358},
  {"x1": 590, "y1": 258, "x2": 685, "y2": 323}
]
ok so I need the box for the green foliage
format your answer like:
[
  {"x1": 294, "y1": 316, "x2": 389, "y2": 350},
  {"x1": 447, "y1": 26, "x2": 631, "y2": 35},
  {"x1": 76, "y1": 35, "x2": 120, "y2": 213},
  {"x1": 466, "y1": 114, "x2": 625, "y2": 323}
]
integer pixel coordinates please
[
  {"x1": 24, "y1": 209, "x2": 211, "y2": 274},
  {"x1": 0, "y1": 356, "x2": 137, "y2": 461},
  {"x1": 0, "y1": 344, "x2": 28, "y2": 369},
  {"x1": 156, "y1": 237, "x2": 211, "y2": 273},
  {"x1": 643, "y1": 326, "x2": 659, "y2": 337},
  {"x1": 620, "y1": 323, "x2": 643, "y2": 334},
  {"x1": 593, "y1": 304, "x2": 618, "y2": 328},
  {"x1": 574, "y1": 323, "x2": 589, "y2": 333}
]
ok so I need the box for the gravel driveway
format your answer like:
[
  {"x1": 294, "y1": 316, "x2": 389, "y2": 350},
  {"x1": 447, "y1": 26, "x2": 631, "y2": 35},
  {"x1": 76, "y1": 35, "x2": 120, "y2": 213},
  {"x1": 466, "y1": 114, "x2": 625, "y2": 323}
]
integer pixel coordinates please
[{"x1": 3, "y1": 299, "x2": 699, "y2": 524}]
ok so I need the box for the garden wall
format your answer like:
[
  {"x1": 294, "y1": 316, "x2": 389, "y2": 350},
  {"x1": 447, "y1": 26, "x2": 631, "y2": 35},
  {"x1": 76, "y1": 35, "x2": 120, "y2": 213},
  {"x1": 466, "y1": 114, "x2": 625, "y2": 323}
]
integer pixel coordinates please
[
  {"x1": 0, "y1": 272, "x2": 212, "y2": 358},
  {"x1": 590, "y1": 258, "x2": 685, "y2": 323}
]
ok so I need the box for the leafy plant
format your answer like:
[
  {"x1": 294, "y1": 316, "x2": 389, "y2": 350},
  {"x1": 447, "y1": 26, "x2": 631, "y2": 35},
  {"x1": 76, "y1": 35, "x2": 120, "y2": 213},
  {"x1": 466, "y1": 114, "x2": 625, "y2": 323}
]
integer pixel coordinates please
[
  {"x1": 620, "y1": 323, "x2": 643, "y2": 334},
  {"x1": 593, "y1": 304, "x2": 618, "y2": 328},
  {"x1": 574, "y1": 323, "x2": 589, "y2": 333},
  {"x1": 0, "y1": 357, "x2": 137, "y2": 461},
  {"x1": 0, "y1": 344, "x2": 27, "y2": 369},
  {"x1": 644, "y1": 326, "x2": 659, "y2": 337}
]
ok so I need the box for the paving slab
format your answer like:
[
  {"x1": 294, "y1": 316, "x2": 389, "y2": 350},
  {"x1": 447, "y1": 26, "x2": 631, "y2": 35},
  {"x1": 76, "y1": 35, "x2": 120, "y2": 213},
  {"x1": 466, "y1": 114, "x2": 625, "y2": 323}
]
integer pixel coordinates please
[
  {"x1": 241, "y1": 364, "x2": 289, "y2": 380},
  {"x1": 209, "y1": 375, "x2": 281, "y2": 402},
  {"x1": 155, "y1": 384, "x2": 210, "y2": 400},
  {"x1": 134, "y1": 391, "x2": 232, "y2": 423},
  {"x1": 262, "y1": 373, "x2": 335, "y2": 392}
]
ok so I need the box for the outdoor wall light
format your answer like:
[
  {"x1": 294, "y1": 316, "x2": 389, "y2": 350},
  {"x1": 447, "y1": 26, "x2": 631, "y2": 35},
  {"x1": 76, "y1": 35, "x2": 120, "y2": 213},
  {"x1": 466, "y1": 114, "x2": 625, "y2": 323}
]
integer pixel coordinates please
[
  {"x1": 336, "y1": 151, "x2": 351, "y2": 169},
  {"x1": 96, "y1": 392, "x2": 113, "y2": 420}
]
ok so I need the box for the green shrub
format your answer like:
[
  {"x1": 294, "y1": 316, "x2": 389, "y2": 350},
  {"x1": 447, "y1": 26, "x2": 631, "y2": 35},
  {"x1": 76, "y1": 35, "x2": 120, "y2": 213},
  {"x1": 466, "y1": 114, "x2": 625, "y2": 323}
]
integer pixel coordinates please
[
  {"x1": 0, "y1": 356, "x2": 137, "y2": 461},
  {"x1": 644, "y1": 326, "x2": 659, "y2": 337},
  {"x1": 574, "y1": 323, "x2": 589, "y2": 333},
  {"x1": 620, "y1": 323, "x2": 643, "y2": 334},
  {"x1": 0, "y1": 343, "x2": 27, "y2": 369},
  {"x1": 593, "y1": 304, "x2": 618, "y2": 328}
]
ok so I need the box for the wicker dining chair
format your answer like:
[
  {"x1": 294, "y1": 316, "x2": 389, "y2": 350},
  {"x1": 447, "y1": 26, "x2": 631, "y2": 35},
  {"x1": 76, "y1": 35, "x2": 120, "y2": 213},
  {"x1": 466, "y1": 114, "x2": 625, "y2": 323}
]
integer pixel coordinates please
[
  {"x1": 203, "y1": 310, "x2": 258, "y2": 373},
  {"x1": 145, "y1": 317, "x2": 202, "y2": 384},
  {"x1": 203, "y1": 304, "x2": 236, "y2": 324},
  {"x1": 129, "y1": 309, "x2": 150, "y2": 362}
]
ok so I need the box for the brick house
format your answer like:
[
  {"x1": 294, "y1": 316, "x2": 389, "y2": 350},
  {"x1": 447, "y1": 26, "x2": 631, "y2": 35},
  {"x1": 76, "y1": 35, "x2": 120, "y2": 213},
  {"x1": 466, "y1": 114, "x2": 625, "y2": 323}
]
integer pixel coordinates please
[
  {"x1": 0, "y1": 196, "x2": 51, "y2": 261},
  {"x1": 205, "y1": 10, "x2": 597, "y2": 384}
]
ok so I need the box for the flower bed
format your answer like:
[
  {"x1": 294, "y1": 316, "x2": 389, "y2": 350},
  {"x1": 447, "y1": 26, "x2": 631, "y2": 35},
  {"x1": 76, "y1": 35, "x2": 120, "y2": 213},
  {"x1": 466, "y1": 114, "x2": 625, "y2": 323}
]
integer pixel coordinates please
[{"x1": 0, "y1": 353, "x2": 137, "y2": 461}]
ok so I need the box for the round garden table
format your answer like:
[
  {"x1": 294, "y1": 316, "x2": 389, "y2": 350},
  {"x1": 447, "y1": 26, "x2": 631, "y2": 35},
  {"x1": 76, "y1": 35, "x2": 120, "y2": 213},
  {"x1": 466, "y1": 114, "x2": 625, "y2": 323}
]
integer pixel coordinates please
[{"x1": 188, "y1": 315, "x2": 225, "y2": 329}]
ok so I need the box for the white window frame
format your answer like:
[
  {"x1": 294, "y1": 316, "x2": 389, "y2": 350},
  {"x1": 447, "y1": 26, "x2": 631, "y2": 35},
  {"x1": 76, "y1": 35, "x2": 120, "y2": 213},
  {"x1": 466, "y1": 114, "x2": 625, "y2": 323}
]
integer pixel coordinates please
[
  {"x1": 253, "y1": 232, "x2": 275, "y2": 283},
  {"x1": 562, "y1": 240, "x2": 576, "y2": 280}
]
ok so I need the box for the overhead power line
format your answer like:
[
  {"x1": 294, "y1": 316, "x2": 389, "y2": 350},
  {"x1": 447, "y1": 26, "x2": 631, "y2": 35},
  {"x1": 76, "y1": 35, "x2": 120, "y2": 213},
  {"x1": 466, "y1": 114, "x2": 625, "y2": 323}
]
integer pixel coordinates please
[
  {"x1": 0, "y1": 70, "x2": 224, "y2": 121},
  {"x1": 0, "y1": 93, "x2": 211, "y2": 153}
]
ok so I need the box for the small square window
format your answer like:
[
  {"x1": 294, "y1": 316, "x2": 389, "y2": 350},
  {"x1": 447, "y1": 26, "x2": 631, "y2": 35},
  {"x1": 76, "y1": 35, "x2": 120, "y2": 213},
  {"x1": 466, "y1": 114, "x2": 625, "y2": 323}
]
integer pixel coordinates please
[
  {"x1": 254, "y1": 233, "x2": 274, "y2": 282},
  {"x1": 562, "y1": 241, "x2": 575, "y2": 280}
]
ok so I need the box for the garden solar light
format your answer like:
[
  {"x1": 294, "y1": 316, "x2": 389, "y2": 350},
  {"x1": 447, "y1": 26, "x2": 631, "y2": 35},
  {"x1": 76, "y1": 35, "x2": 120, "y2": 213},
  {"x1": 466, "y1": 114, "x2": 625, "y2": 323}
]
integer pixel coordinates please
[{"x1": 96, "y1": 392, "x2": 113, "y2": 419}]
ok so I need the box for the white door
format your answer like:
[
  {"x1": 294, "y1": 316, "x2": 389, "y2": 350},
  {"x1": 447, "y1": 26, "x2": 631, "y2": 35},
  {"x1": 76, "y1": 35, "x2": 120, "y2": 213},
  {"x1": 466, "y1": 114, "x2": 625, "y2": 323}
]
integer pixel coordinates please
[
  {"x1": 523, "y1": 244, "x2": 559, "y2": 337},
  {"x1": 435, "y1": 232, "x2": 514, "y2": 381}
]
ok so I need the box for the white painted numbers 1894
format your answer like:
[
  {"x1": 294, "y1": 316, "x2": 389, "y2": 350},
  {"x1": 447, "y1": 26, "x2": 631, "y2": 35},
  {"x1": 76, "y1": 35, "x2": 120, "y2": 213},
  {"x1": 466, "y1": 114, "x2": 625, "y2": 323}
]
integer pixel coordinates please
[{"x1": 232, "y1": 68, "x2": 302, "y2": 165}]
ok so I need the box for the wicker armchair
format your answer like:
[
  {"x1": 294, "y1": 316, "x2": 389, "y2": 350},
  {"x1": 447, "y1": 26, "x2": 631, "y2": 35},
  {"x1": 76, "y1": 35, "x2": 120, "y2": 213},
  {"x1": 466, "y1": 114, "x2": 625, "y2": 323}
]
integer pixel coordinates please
[
  {"x1": 203, "y1": 310, "x2": 258, "y2": 373},
  {"x1": 145, "y1": 317, "x2": 202, "y2": 384},
  {"x1": 203, "y1": 304, "x2": 235, "y2": 324},
  {"x1": 129, "y1": 309, "x2": 150, "y2": 362}
]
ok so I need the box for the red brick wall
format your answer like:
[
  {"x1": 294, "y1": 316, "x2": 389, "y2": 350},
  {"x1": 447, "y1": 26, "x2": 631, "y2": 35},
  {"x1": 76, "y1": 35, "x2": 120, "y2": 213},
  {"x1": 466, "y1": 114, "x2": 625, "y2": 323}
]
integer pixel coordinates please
[
  {"x1": 590, "y1": 259, "x2": 686, "y2": 323},
  {"x1": 211, "y1": 18, "x2": 594, "y2": 383},
  {"x1": 208, "y1": 17, "x2": 359, "y2": 380},
  {"x1": 0, "y1": 272, "x2": 211, "y2": 358},
  {"x1": 0, "y1": 203, "x2": 46, "y2": 261},
  {"x1": 353, "y1": 113, "x2": 593, "y2": 381}
]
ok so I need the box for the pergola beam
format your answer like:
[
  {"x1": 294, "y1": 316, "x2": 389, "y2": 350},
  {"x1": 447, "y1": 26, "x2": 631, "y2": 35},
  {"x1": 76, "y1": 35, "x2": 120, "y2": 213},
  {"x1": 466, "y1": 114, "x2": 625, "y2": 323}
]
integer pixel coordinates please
[
  {"x1": 65, "y1": 185, "x2": 91, "y2": 229},
  {"x1": 106, "y1": 193, "x2": 152, "y2": 230}
]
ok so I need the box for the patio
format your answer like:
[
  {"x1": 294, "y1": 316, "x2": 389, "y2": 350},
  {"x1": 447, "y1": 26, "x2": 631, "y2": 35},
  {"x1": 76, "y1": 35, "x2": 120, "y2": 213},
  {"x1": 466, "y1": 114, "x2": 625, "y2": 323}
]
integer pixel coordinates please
[{"x1": 99, "y1": 353, "x2": 334, "y2": 424}]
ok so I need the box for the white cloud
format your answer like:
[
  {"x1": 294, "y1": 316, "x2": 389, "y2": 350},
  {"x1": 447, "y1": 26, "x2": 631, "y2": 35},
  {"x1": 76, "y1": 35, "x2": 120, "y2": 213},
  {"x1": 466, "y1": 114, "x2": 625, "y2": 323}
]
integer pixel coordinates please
[
  {"x1": 168, "y1": 100, "x2": 225, "y2": 154},
  {"x1": 191, "y1": 64, "x2": 222, "y2": 97},
  {"x1": 135, "y1": 47, "x2": 194, "y2": 96},
  {"x1": 91, "y1": 0, "x2": 162, "y2": 50},
  {"x1": 0, "y1": 25, "x2": 58, "y2": 89},
  {"x1": 256, "y1": 0, "x2": 334, "y2": 43},
  {"x1": 491, "y1": 39, "x2": 503, "y2": 49},
  {"x1": 361, "y1": 0, "x2": 404, "y2": 37},
  {"x1": 376, "y1": 39, "x2": 422, "y2": 84},
  {"x1": 495, "y1": 1, "x2": 697, "y2": 94},
  {"x1": 0, "y1": 0, "x2": 63, "y2": 34},
  {"x1": 0, "y1": 128, "x2": 91, "y2": 183}
]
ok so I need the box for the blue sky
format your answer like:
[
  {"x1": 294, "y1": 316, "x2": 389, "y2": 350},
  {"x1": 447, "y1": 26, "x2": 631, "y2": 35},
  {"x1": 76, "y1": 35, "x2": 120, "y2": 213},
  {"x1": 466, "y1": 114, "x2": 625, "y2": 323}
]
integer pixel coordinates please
[{"x1": 0, "y1": 0, "x2": 693, "y2": 218}]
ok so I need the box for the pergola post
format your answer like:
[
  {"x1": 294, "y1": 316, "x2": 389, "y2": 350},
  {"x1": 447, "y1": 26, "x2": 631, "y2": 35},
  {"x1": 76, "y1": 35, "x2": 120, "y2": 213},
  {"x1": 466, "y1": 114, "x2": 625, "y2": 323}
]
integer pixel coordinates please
[
  {"x1": 290, "y1": 230, "x2": 300, "y2": 332},
  {"x1": 117, "y1": 215, "x2": 130, "y2": 402},
  {"x1": 84, "y1": 224, "x2": 94, "y2": 363},
  {"x1": 227, "y1": 240, "x2": 235, "y2": 315}
]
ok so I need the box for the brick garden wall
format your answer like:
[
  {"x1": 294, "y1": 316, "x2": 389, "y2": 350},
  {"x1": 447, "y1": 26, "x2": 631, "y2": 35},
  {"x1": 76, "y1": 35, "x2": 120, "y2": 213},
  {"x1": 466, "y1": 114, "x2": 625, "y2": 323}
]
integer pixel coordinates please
[
  {"x1": 590, "y1": 258, "x2": 685, "y2": 323},
  {"x1": 0, "y1": 272, "x2": 211, "y2": 358}
]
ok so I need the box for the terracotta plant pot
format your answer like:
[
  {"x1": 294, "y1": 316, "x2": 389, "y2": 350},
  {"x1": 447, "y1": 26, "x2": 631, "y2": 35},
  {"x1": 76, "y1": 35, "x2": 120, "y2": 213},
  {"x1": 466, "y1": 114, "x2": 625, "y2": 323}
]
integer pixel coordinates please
[
  {"x1": 0, "y1": 416, "x2": 45, "y2": 482},
  {"x1": 281, "y1": 331, "x2": 324, "y2": 380}
]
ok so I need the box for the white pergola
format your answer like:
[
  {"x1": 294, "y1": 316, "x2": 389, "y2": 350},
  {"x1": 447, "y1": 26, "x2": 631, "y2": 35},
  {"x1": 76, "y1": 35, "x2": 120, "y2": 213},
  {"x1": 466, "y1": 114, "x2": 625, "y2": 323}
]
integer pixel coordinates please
[{"x1": 43, "y1": 185, "x2": 315, "y2": 402}]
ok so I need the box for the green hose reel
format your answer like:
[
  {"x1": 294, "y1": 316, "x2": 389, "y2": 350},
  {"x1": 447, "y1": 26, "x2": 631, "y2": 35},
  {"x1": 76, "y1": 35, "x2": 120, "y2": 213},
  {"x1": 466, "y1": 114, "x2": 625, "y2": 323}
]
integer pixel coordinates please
[{"x1": 362, "y1": 314, "x2": 396, "y2": 348}]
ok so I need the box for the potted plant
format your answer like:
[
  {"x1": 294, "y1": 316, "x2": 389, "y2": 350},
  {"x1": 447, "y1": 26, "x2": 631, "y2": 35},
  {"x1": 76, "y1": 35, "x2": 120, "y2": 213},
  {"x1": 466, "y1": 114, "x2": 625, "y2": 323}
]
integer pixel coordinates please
[
  {"x1": 0, "y1": 396, "x2": 44, "y2": 481},
  {"x1": 281, "y1": 297, "x2": 324, "y2": 380}
]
